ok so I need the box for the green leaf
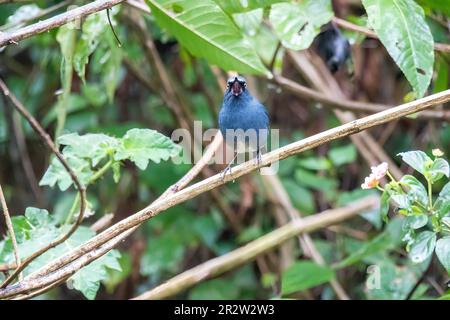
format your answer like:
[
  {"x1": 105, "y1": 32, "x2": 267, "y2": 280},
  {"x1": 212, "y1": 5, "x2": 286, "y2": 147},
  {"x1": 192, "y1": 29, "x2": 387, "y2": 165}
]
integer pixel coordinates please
[
  {"x1": 366, "y1": 258, "x2": 430, "y2": 300},
  {"x1": 328, "y1": 145, "x2": 357, "y2": 167},
  {"x1": 5, "y1": 4, "x2": 41, "y2": 27},
  {"x1": 429, "y1": 158, "x2": 450, "y2": 183},
  {"x1": 73, "y1": 11, "x2": 112, "y2": 82},
  {"x1": 399, "y1": 175, "x2": 428, "y2": 208},
  {"x1": 398, "y1": 150, "x2": 432, "y2": 176},
  {"x1": 294, "y1": 168, "x2": 338, "y2": 192},
  {"x1": 58, "y1": 132, "x2": 118, "y2": 166},
  {"x1": 189, "y1": 278, "x2": 240, "y2": 299},
  {"x1": 380, "y1": 190, "x2": 390, "y2": 222},
  {"x1": 281, "y1": 261, "x2": 334, "y2": 295},
  {"x1": 435, "y1": 237, "x2": 450, "y2": 273},
  {"x1": 115, "y1": 128, "x2": 181, "y2": 170},
  {"x1": 214, "y1": 0, "x2": 286, "y2": 13},
  {"x1": 270, "y1": 0, "x2": 333, "y2": 51},
  {"x1": 335, "y1": 219, "x2": 403, "y2": 268},
  {"x1": 70, "y1": 249, "x2": 121, "y2": 300},
  {"x1": 362, "y1": 0, "x2": 434, "y2": 97},
  {"x1": 435, "y1": 181, "x2": 450, "y2": 214},
  {"x1": 103, "y1": 31, "x2": 124, "y2": 103},
  {"x1": 232, "y1": 8, "x2": 263, "y2": 37},
  {"x1": 39, "y1": 154, "x2": 93, "y2": 191},
  {"x1": 297, "y1": 157, "x2": 331, "y2": 171},
  {"x1": 146, "y1": 0, "x2": 270, "y2": 76},
  {"x1": 417, "y1": 0, "x2": 450, "y2": 16},
  {"x1": 282, "y1": 179, "x2": 316, "y2": 214},
  {"x1": 55, "y1": 23, "x2": 77, "y2": 138},
  {"x1": 409, "y1": 231, "x2": 436, "y2": 263},
  {"x1": 391, "y1": 194, "x2": 411, "y2": 209},
  {"x1": 403, "y1": 215, "x2": 428, "y2": 230}
]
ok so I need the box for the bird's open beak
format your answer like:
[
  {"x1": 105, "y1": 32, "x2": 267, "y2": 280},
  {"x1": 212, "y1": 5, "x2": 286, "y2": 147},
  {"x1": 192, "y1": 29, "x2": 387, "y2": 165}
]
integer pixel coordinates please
[{"x1": 231, "y1": 81, "x2": 243, "y2": 96}]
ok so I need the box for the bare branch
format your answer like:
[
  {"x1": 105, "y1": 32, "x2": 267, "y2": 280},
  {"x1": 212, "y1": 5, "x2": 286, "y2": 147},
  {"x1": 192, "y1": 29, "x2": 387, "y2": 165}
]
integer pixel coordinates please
[
  {"x1": 0, "y1": 0, "x2": 125, "y2": 47},
  {"x1": 133, "y1": 197, "x2": 377, "y2": 300}
]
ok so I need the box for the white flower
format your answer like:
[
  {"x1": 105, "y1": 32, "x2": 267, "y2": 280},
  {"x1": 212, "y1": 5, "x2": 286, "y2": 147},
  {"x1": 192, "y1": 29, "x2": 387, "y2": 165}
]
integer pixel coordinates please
[{"x1": 361, "y1": 162, "x2": 389, "y2": 189}]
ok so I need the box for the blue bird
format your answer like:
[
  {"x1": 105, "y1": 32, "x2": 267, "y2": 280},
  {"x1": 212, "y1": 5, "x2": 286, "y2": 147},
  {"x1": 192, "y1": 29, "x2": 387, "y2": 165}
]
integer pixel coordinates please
[{"x1": 218, "y1": 76, "x2": 270, "y2": 177}]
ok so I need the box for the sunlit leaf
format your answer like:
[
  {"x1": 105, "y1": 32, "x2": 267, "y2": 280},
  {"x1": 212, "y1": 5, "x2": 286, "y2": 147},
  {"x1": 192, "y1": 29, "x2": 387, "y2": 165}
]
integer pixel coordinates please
[
  {"x1": 115, "y1": 128, "x2": 181, "y2": 170},
  {"x1": 146, "y1": 0, "x2": 271, "y2": 76}
]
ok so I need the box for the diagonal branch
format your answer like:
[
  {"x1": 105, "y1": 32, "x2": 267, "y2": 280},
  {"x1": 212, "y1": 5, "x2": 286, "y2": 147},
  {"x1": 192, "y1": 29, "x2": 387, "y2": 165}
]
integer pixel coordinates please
[
  {"x1": 0, "y1": 88, "x2": 446, "y2": 299},
  {"x1": 133, "y1": 197, "x2": 378, "y2": 300},
  {"x1": 0, "y1": 78, "x2": 86, "y2": 288}
]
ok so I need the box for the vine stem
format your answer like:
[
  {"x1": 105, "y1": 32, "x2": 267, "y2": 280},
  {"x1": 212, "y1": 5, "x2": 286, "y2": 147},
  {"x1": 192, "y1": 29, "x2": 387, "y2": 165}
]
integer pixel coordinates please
[
  {"x1": 427, "y1": 179, "x2": 433, "y2": 212},
  {"x1": 0, "y1": 184, "x2": 22, "y2": 281},
  {"x1": 0, "y1": 78, "x2": 86, "y2": 288},
  {"x1": 64, "y1": 158, "x2": 114, "y2": 225}
]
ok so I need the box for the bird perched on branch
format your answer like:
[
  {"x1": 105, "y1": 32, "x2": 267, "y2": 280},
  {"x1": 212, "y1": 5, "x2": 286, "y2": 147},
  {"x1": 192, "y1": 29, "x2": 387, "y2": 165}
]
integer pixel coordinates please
[
  {"x1": 218, "y1": 76, "x2": 270, "y2": 177},
  {"x1": 315, "y1": 23, "x2": 351, "y2": 73}
]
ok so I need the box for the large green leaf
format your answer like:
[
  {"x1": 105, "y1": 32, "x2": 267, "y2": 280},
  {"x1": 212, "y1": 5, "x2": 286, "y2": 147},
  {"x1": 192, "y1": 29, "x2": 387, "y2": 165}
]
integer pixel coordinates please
[
  {"x1": 58, "y1": 133, "x2": 119, "y2": 166},
  {"x1": 270, "y1": 0, "x2": 333, "y2": 50},
  {"x1": 146, "y1": 0, "x2": 270, "y2": 76},
  {"x1": 115, "y1": 128, "x2": 182, "y2": 170},
  {"x1": 281, "y1": 261, "x2": 335, "y2": 295},
  {"x1": 398, "y1": 151, "x2": 432, "y2": 176},
  {"x1": 214, "y1": 0, "x2": 286, "y2": 13},
  {"x1": 362, "y1": 0, "x2": 434, "y2": 97}
]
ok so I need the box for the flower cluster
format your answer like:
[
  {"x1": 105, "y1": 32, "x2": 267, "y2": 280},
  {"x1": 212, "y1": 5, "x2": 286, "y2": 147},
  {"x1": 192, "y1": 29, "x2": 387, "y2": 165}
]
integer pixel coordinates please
[{"x1": 361, "y1": 162, "x2": 389, "y2": 189}]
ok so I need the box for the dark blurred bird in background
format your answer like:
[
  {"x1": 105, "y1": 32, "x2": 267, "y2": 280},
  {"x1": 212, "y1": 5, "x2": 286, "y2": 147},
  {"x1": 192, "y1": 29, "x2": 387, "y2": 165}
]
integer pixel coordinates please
[
  {"x1": 218, "y1": 76, "x2": 270, "y2": 177},
  {"x1": 315, "y1": 23, "x2": 351, "y2": 73}
]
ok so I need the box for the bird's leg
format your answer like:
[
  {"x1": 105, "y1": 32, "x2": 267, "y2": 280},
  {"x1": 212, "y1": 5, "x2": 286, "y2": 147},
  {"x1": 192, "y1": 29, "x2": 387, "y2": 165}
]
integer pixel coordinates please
[
  {"x1": 256, "y1": 148, "x2": 264, "y2": 172},
  {"x1": 221, "y1": 151, "x2": 238, "y2": 180}
]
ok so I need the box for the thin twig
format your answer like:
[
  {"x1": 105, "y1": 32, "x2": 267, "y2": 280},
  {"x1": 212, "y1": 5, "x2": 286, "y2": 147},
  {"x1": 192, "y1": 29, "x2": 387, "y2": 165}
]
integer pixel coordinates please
[
  {"x1": 0, "y1": 78, "x2": 86, "y2": 288},
  {"x1": 132, "y1": 197, "x2": 378, "y2": 300},
  {"x1": 0, "y1": 0, "x2": 126, "y2": 47},
  {"x1": 0, "y1": 88, "x2": 446, "y2": 299},
  {"x1": 0, "y1": 184, "x2": 22, "y2": 281}
]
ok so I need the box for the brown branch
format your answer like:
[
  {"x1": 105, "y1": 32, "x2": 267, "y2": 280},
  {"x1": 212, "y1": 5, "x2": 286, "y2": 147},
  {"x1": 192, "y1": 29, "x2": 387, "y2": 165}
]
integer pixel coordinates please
[
  {"x1": 0, "y1": 184, "x2": 21, "y2": 280},
  {"x1": 133, "y1": 197, "x2": 377, "y2": 300},
  {"x1": 274, "y1": 74, "x2": 450, "y2": 121},
  {"x1": 333, "y1": 17, "x2": 450, "y2": 53},
  {"x1": 0, "y1": 0, "x2": 125, "y2": 47},
  {"x1": 1, "y1": 88, "x2": 449, "y2": 299},
  {"x1": 0, "y1": 78, "x2": 86, "y2": 288}
]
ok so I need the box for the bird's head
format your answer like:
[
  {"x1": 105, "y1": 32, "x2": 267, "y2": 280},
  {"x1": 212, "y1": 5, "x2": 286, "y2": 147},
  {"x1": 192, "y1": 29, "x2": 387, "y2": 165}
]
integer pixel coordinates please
[{"x1": 226, "y1": 76, "x2": 247, "y2": 97}]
